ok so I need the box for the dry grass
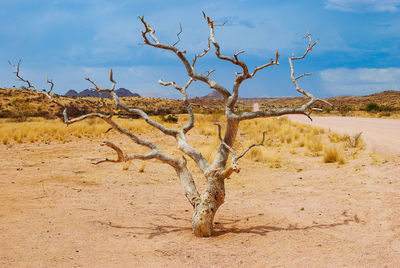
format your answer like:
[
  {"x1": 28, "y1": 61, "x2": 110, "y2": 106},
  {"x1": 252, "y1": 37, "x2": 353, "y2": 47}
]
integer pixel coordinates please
[
  {"x1": 0, "y1": 117, "x2": 157, "y2": 144},
  {"x1": 323, "y1": 145, "x2": 346, "y2": 164},
  {"x1": 0, "y1": 114, "x2": 360, "y2": 166},
  {"x1": 233, "y1": 117, "x2": 355, "y2": 164}
]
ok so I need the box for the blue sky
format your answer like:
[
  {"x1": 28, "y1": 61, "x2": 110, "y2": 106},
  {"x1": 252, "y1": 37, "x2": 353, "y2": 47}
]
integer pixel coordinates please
[{"x1": 1, "y1": 0, "x2": 399, "y2": 98}]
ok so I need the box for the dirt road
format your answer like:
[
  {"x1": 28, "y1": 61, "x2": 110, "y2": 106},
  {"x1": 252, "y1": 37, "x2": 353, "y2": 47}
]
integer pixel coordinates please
[{"x1": 288, "y1": 115, "x2": 400, "y2": 156}]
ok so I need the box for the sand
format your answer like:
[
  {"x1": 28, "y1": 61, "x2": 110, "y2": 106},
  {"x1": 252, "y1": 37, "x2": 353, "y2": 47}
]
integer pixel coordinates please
[{"x1": 1, "y1": 117, "x2": 399, "y2": 267}]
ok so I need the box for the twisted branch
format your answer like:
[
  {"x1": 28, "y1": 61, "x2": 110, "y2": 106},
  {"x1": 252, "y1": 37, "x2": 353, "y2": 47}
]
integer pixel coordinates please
[{"x1": 94, "y1": 141, "x2": 159, "y2": 165}]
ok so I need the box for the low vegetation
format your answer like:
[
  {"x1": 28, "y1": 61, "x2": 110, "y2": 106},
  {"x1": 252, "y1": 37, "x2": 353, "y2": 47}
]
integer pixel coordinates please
[
  {"x1": 1, "y1": 115, "x2": 362, "y2": 165},
  {"x1": 3, "y1": 88, "x2": 399, "y2": 121}
]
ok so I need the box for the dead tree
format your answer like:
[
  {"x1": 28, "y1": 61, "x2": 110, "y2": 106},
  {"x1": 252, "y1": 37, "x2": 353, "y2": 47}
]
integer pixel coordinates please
[{"x1": 10, "y1": 13, "x2": 330, "y2": 237}]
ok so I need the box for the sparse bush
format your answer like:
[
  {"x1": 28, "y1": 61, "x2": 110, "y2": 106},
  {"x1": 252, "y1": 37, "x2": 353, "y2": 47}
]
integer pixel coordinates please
[
  {"x1": 365, "y1": 102, "x2": 380, "y2": 112},
  {"x1": 339, "y1": 105, "x2": 352, "y2": 115}
]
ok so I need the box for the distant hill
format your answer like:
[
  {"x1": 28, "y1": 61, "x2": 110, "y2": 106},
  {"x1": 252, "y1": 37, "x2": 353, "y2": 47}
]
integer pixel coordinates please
[
  {"x1": 202, "y1": 90, "x2": 222, "y2": 98},
  {"x1": 1, "y1": 87, "x2": 399, "y2": 119},
  {"x1": 245, "y1": 90, "x2": 400, "y2": 115},
  {"x1": 65, "y1": 89, "x2": 79, "y2": 97},
  {"x1": 64, "y1": 88, "x2": 140, "y2": 98},
  {"x1": 115, "y1": 88, "x2": 140, "y2": 97}
]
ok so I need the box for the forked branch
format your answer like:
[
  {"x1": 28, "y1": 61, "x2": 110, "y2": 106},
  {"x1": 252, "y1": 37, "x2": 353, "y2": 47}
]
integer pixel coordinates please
[
  {"x1": 288, "y1": 33, "x2": 332, "y2": 118},
  {"x1": 202, "y1": 11, "x2": 279, "y2": 108},
  {"x1": 158, "y1": 77, "x2": 210, "y2": 173},
  {"x1": 139, "y1": 15, "x2": 231, "y2": 99},
  {"x1": 159, "y1": 77, "x2": 194, "y2": 133},
  {"x1": 233, "y1": 33, "x2": 331, "y2": 121},
  {"x1": 215, "y1": 123, "x2": 266, "y2": 178}
]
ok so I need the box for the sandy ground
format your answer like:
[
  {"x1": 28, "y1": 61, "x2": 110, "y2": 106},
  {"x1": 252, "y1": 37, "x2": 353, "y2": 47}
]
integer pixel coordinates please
[
  {"x1": 288, "y1": 115, "x2": 400, "y2": 156},
  {"x1": 1, "y1": 118, "x2": 400, "y2": 267}
]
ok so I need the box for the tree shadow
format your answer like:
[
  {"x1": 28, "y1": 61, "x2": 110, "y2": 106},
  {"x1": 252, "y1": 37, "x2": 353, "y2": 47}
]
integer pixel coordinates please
[
  {"x1": 213, "y1": 214, "x2": 360, "y2": 237},
  {"x1": 95, "y1": 218, "x2": 191, "y2": 239},
  {"x1": 95, "y1": 213, "x2": 360, "y2": 239}
]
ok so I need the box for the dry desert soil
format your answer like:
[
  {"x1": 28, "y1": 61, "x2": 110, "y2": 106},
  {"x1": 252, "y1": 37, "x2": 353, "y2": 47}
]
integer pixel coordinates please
[{"x1": 1, "y1": 116, "x2": 400, "y2": 267}]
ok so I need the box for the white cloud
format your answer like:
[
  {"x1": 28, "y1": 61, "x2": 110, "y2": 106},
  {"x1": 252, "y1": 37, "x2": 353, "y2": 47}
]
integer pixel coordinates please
[
  {"x1": 325, "y1": 0, "x2": 400, "y2": 12},
  {"x1": 320, "y1": 67, "x2": 400, "y2": 95}
]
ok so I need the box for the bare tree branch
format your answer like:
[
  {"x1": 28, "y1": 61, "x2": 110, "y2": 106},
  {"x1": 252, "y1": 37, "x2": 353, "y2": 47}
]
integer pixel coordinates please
[
  {"x1": 46, "y1": 77, "x2": 55, "y2": 93},
  {"x1": 173, "y1": 23, "x2": 183, "y2": 47},
  {"x1": 288, "y1": 34, "x2": 332, "y2": 113},
  {"x1": 295, "y1": 72, "x2": 312, "y2": 80},
  {"x1": 94, "y1": 141, "x2": 161, "y2": 165},
  {"x1": 9, "y1": 61, "x2": 181, "y2": 165},
  {"x1": 158, "y1": 77, "x2": 210, "y2": 173},
  {"x1": 233, "y1": 33, "x2": 331, "y2": 121},
  {"x1": 139, "y1": 16, "x2": 231, "y2": 99},
  {"x1": 201, "y1": 11, "x2": 279, "y2": 109},
  {"x1": 9, "y1": 60, "x2": 37, "y2": 90},
  {"x1": 215, "y1": 123, "x2": 266, "y2": 178},
  {"x1": 159, "y1": 78, "x2": 194, "y2": 133},
  {"x1": 192, "y1": 38, "x2": 211, "y2": 67},
  {"x1": 291, "y1": 32, "x2": 318, "y2": 61},
  {"x1": 248, "y1": 51, "x2": 280, "y2": 78},
  {"x1": 202, "y1": 11, "x2": 249, "y2": 72},
  {"x1": 85, "y1": 77, "x2": 114, "y2": 116},
  {"x1": 94, "y1": 141, "x2": 126, "y2": 164}
]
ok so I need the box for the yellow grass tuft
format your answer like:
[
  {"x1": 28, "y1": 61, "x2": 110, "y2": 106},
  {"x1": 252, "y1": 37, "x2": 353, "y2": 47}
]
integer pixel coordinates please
[
  {"x1": 323, "y1": 145, "x2": 345, "y2": 164},
  {"x1": 306, "y1": 137, "x2": 323, "y2": 154},
  {"x1": 246, "y1": 146, "x2": 281, "y2": 168}
]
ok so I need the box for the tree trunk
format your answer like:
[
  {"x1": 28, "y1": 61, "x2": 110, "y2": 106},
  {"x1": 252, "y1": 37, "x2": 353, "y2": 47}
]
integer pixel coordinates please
[{"x1": 191, "y1": 177, "x2": 225, "y2": 237}]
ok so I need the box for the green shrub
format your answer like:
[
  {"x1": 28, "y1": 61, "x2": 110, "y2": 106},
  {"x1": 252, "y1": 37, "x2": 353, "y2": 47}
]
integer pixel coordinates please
[
  {"x1": 365, "y1": 102, "x2": 380, "y2": 112},
  {"x1": 161, "y1": 114, "x2": 178, "y2": 123}
]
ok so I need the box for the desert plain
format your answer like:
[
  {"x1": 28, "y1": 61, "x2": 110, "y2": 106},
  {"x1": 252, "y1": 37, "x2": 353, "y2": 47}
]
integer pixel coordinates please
[{"x1": 0, "y1": 114, "x2": 399, "y2": 267}]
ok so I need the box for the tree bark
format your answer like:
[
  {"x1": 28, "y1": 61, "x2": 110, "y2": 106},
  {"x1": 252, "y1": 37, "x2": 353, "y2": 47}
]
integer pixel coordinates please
[{"x1": 192, "y1": 177, "x2": 225, "y2": 237}]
